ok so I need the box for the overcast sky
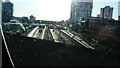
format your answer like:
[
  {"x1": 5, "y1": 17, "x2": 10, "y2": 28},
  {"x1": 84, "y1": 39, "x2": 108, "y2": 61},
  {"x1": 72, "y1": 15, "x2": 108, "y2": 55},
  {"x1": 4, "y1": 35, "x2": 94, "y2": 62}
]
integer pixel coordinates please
[{"x1": 5, "y1": 0, "x2": 120, "y2": 21}]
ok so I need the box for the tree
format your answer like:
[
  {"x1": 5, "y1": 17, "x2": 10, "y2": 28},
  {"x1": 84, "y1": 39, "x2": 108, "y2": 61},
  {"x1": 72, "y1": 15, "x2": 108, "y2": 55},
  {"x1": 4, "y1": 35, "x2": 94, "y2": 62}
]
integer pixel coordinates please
[{"x1": 69, "y1": 22, "x2": 80, "y2": 33}]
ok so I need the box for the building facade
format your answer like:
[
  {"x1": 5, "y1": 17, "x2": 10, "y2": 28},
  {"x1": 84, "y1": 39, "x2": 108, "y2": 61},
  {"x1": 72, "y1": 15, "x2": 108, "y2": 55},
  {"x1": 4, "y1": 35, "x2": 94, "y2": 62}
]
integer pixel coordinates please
[
  {"x1": 100, "y1": 6, "x2": 113, "y2": 19},
  {"x1": 2, "y1": 0, "x2": 13, "y2": 22},
  {"x1": 21, "y1": 17, "x2": 29, "y2": 23},
  {"x1": 70, "y1": 0, "x2": 93, "y2": 23},
  {"x1": 118, "y1": 15, "x2": 120, "y2": 21},
  {"x1": 118, "y1": 1, "x2": 120, "y2": 20},
  {"x1": 88, "y1": 17, "x2": 120, "y2": 40},
  {"x1": 30, "y1": 15, "x2": 36, "y2": 23}
]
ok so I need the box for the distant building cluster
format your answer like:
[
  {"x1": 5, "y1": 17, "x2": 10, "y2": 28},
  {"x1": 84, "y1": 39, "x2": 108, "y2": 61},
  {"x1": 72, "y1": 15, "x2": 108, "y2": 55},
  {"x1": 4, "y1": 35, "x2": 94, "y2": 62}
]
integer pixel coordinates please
[
  {"x1": 13, "y1": 15, "x2": 37, "y2": 23},
  {"x1": 2, "y1": 0, "x2": 38, "y2": 23},
  {"x1": 69, "y1": 0, "x2": 120, "y2": 40},
  {"x1": 2, "y1": 0, "x2": 13, "y2": 22}
]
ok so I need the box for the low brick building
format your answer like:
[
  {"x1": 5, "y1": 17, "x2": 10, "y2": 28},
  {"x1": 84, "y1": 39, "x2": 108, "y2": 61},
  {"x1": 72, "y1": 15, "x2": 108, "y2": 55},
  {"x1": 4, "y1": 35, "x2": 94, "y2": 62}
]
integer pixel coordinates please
[{"x1": 88, "y1": 17, "x2": 120, "y2": 41}]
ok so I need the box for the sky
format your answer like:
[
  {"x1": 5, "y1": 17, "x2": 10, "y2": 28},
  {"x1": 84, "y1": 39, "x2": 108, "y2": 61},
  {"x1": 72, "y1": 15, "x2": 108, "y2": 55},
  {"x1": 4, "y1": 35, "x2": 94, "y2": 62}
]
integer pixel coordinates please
[{"x1": 5, "y1": 0, "x2": 120, "y2": 21}]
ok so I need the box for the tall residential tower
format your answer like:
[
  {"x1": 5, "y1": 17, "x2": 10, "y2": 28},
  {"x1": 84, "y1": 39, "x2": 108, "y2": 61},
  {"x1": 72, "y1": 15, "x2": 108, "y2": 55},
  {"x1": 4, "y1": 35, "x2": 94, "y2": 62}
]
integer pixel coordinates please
[
  {"x1": 70, "y1": 0, "x2": 93, "y2": 22},
  {"x1": 2, "y1": 0, "x2": 13, "y2": 22},
  {"x1": 100, "y1": 6, "x2": 113, "y2": 19}
]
